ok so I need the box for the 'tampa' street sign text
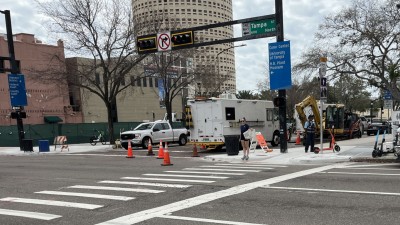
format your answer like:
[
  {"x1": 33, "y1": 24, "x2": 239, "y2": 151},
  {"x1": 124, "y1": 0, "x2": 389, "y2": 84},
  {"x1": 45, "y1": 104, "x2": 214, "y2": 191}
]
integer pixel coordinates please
[{"x1": 242, "y1": 19, "x2": 276, "y2": 36}]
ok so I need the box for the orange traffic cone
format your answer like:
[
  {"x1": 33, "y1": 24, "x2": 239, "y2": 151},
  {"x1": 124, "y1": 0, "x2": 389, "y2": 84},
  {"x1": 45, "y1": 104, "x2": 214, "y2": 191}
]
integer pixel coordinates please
[
  {"x1": 295, "y1": 131, "x2": 301, "y2": 145},
  {"x1": 192, "y1": 144, "x2": 200, "y2": 157},
  {"x1": 126, "y1": 139, "x2": 135, "y2": 158},
  {"x1": 147, "y1": 139, "x2": 155, "y2": 156},
  {"x1": 157, "y1": 140, "x2": 164, "y2": 159},
  {"x1": 161, "y1": 142, "x2": 173, "y2": 166}
]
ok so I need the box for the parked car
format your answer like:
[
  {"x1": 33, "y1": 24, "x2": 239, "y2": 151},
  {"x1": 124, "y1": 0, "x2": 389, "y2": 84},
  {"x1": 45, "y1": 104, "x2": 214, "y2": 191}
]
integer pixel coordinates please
[
  {"x1": 359, "y1": 116, "x2": 369, "y2": 134},
  {"x1": 120, "y1": 120, "x2": 188, "y2": 149},
  {"x1": 366, "y1": 119, "x2": 390, "y2": 136}
]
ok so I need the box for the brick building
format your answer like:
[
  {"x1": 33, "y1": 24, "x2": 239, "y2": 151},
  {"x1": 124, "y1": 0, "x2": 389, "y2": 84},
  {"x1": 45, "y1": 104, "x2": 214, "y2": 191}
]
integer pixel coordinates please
[{"x1": 0, "y1": 33, "x2": 83, "y2": 125}]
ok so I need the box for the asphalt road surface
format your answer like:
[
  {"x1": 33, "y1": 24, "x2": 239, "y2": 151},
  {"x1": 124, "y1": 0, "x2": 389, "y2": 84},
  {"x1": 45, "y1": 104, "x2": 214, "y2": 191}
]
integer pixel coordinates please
[{"x1": 0, "y1": 134, "x2": 399, "y2": 224}]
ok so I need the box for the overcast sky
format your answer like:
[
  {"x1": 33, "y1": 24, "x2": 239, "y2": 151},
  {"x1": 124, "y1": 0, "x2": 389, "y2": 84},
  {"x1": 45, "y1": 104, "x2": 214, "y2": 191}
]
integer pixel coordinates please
[{"x1": 0, "y1": 0, "x2": 350, "y2": 92}]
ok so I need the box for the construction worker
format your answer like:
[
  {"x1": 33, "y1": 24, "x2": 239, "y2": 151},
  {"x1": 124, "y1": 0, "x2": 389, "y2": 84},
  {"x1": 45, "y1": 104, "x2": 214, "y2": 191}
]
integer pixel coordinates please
[{"x1": 304, "y1": 115, "x2": 316, "y2": 153}]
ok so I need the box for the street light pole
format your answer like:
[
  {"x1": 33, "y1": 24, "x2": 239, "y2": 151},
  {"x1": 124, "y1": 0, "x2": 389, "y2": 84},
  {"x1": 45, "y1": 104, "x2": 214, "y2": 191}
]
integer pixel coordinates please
[
  {"x1": 1, "y1": 10, "x2": 25, "y2": 151},
  {"x1": 370, "y1": 101, "x2": 373, "y2": 121},
  {"x1": 275, "y1": 0, "x2": 288, "y2": 153}
]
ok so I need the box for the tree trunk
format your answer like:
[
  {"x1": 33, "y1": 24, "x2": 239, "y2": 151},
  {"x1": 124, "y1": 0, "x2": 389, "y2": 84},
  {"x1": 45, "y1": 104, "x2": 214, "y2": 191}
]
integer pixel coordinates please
[
  {"x1": 165, "y1": 96, "x2": 173, "y2": 125},
  {"x1": 106, "y1": 104, "x2": 115, "y2": 144}
]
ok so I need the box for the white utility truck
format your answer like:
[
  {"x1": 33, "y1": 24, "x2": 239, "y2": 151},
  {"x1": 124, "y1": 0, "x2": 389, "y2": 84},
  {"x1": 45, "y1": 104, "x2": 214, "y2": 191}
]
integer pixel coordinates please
[{"x1": 186, "y1": 96, "x2": 280, "y2": 149}]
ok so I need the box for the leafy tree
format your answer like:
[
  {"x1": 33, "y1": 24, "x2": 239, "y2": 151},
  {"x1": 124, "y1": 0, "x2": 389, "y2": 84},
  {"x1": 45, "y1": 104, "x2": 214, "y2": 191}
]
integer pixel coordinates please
[
  {"x1": 294, "y1": 0, "x2": 400, "y2": 106},
  {"x1": 328, "y1": 75, "x2": 371, "y2": 112},
  {"x1": 236, "y1": 90, "x2": 256, "y2": 99},
  {"x1": 36, "y1": 0, "x2": 146, "y2": 144}
]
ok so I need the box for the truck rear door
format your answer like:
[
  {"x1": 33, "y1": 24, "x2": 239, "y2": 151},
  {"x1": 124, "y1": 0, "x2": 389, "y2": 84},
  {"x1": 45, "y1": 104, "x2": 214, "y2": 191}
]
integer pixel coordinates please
[{"x1": 197, "y1": 104, "x2": 213, "y2": 138}]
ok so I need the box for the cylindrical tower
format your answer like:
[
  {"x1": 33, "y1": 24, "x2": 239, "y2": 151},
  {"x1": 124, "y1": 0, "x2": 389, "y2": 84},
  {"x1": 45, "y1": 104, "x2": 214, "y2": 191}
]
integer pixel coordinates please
[{"x1": 132, "y1": 0, "x2": 236, "y2": 94}]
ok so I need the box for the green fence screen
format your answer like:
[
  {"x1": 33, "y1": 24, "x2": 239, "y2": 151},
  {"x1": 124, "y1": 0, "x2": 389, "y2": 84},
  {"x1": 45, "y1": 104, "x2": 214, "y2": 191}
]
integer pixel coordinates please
[{"x1": 0, "y1": 121, "x2": 184, "y2": 147}]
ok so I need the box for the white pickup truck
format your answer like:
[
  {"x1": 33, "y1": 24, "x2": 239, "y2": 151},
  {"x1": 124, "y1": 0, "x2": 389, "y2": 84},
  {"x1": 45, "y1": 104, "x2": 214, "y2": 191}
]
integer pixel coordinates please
[{"x1": 120, "y1": 120, "x2": 188, "y2": 149}]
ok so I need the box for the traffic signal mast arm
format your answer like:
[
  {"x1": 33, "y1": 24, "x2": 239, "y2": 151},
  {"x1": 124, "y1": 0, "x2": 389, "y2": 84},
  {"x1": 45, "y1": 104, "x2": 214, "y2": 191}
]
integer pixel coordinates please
[{"x1": 136, "y1": 14, "x2": 276, "y2": 53}]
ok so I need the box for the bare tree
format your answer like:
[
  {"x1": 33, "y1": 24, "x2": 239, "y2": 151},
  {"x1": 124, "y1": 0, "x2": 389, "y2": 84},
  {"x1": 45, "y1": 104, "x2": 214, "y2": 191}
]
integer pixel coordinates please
[
  {"x1": 35, "y1": 0, "x2": 147, "y2": 143},
  {"x1": 294, "y1": 0, "x2": 400, "y2": 104},
  {"x1": 192, "y1": 53, "x2": 231, "y2": 98},
  {"x1": 143, "y1": 51, "x2": 196, "y2": 125}
]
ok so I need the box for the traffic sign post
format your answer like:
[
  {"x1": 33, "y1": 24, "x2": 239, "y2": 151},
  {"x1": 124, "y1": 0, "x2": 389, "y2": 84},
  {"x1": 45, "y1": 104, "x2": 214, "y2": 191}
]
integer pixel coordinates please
[
  {"x1": 384, "y1": 100, "x2": 393, "y2": 109},
  {"x1": 383, "y1": 90, "x2": 392, "y2": 100},
  {"x1": 242, "y1": 18, "x2": 276, "y2": 36},
  {"x1": 269, "y1": 41, "x2": 292, "y2": 90},
  {"x1": 8, "y1": 74, "x2": 28, "y2": 107},
  {"x1": 1, "y1": 10, "x2": 26, "y2": 150}
]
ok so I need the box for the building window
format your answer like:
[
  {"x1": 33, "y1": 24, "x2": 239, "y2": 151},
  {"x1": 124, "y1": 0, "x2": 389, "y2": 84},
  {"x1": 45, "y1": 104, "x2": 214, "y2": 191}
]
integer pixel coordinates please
[
  {"x1": 142, "y1": 77, "x2": 147, "y2": 87},
  {"x1": 130, "y1": 76, "x2": 135, "y2": 86},
  {"x1": 168, "y1": 78, "x2": 172, "y2": 88},
  {"x1": 95, "y1": 73, "x2": 100, "y2": 85},
  {"x1": 149, "y1": 77, "x2": 153, "y2": 87},
  {"x1": 0, "y1": 59, "x2": 4, "y2": 73}
]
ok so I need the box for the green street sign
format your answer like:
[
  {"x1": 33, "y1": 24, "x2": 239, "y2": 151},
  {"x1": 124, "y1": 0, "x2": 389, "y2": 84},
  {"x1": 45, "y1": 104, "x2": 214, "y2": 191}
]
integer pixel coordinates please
[{"x1": 242, "y1": 19, "x2": 276, "y2": 36}]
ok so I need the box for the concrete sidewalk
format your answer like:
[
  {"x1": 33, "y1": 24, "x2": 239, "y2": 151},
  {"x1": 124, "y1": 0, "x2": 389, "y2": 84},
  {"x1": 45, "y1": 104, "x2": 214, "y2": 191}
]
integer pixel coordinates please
[
  {"x1": 202, "y1": 145, "x2": 357, "y2": 165},
  {"x1": 1, "y1": 139, "x2": 398, "y2": 165},
  {"x1": 0, "y1": 143, "x2": 112, "y2": 156}
]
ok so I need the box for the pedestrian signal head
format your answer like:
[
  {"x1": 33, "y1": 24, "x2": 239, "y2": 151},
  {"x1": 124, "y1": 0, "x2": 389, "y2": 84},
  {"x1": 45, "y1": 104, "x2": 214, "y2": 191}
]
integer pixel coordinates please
[{"x1": 273, "y1": 97, "x2": 285, "y2": 107}]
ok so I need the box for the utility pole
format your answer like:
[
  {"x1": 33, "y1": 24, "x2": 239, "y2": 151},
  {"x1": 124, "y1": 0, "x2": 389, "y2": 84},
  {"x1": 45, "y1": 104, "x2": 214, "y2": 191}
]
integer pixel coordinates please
[
  {"x1": 0, "y1": 10, "x2": 25, "y2": 150},
  {"x1": 275, "y1": 0, "x2": 287, "y2": 153}
]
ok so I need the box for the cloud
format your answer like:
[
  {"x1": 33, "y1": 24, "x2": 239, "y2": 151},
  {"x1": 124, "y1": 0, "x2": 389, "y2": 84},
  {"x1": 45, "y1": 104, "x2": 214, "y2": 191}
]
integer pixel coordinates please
[
  {"x1": 232, "y1": 0, "x2": 351, "y2": 92},
  {"x1": 1, "y1": 0, "x2": 352, "y2": 93}
]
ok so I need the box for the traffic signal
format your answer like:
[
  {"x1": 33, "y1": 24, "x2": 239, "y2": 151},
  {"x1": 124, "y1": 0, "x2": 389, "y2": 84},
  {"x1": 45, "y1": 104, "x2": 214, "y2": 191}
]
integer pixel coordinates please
[
  {"x1": 137, "y1": 36, "x2": 157, "y2": 54},
  {"x1": 273, "y1": 97, "x2": 285, "y2": 107},
  {"x1": 171, "y1": 31, "x2": 194, "y2": 47},
  {"x1": 11, "y1": 111, "x2": 26, "y2": 119}
]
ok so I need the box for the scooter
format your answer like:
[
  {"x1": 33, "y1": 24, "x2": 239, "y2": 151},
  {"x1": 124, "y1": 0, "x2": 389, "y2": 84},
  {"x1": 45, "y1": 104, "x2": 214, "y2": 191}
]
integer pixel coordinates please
[
  {"x1": 372, "y1": 129, "x2": 385, "y2": 158},
  {"x1": 314, "y1": 127, "x2": 340, "y2": 154},
  {"x1": 374, "y1": 127, "x2": 399, "y2": 158}
]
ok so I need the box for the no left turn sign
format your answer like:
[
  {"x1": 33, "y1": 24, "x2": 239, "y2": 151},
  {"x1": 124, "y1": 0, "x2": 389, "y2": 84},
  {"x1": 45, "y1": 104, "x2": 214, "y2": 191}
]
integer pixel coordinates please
[{"x1": 157, "y1": 32, "x2": 171, "y2": 51}]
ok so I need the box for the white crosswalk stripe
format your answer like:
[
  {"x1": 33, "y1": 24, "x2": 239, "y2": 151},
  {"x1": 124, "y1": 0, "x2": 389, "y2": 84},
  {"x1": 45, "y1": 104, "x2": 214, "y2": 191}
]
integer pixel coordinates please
[
  {"x1": 67, "y1": 185, "x2": 164, "y2": 193},
  {"x1": 200, "y1": 165, "x2": 273, "y2": 170},
  {"x1": 36, "y1": 191, "x2": 134, "y2": 201},
  {"x1": 0, "y1": 197, "x2": 102, "y2": 209},
  {"x1": 142, "y1": 173, "x2": 229, "y2": 179},
  {"x1": 0, "y1": 208, "x2": 61, "y2": 220},
  {"x1": 183, "y1": 168, "x2": 260, "y2": 172},
  {"x1": 221, "y1": 163, "x2": 287, "y2": 167},
  {"x1": 98, "y1": 180, "x2": 191, "y2": 188},
  {"x1": 121, "y1": 177, "x2": 215, "y2": 183},
  {"x1": 215, "y1": 163, "x2": 287, "y2": 168},
  {"x1": 164, "y1": 170, "x2": 245, "y2": 175}
]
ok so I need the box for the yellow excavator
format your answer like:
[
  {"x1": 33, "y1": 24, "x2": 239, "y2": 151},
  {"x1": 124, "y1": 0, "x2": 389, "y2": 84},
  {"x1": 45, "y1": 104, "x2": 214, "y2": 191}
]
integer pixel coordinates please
[{"x1": 295, "y1": 95, "x2": 361, "y2": 138}]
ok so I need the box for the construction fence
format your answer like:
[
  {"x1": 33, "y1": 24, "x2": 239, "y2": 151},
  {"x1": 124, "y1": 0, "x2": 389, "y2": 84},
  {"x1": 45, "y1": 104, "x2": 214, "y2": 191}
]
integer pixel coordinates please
[{"x1": 0, "y1": 122, "x2": 185, "y2": 147}]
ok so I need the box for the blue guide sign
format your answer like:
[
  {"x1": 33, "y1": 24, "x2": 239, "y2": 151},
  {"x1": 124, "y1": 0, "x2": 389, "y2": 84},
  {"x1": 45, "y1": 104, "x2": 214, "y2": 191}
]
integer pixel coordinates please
[
  {"x1": 269, "y1": 41, "x2": 292, "y2": 90},
  {"x1": 8, "y1": 73, "x2": 28, "y2": 107}
]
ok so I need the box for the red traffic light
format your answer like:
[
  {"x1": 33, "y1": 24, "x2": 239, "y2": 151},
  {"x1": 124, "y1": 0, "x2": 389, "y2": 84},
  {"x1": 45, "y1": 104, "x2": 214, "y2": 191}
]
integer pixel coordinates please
[{"x1": 171, "y1": 31, "x2": 194, "y2": 47}]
